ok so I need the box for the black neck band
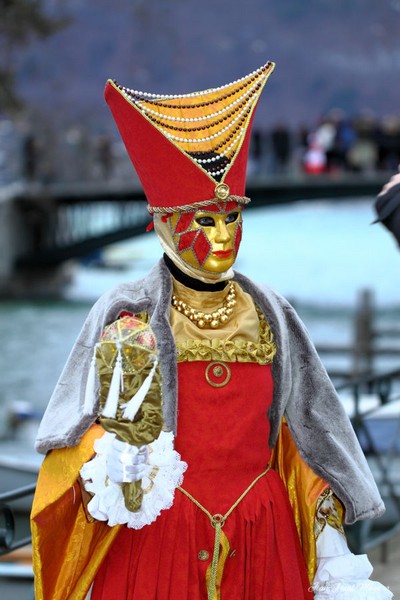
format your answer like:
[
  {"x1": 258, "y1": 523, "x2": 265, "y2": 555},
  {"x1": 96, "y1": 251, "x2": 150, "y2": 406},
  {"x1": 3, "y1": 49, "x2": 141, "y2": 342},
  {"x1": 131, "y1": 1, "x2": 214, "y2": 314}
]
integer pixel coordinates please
[{"x1": 163, "y1": 254, "x2": 228, "y2": 292}]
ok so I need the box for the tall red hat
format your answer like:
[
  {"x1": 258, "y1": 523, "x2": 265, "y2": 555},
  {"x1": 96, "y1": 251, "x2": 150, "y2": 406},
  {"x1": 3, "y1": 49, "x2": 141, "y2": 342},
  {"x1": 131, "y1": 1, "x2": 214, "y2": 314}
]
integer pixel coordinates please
[{"x1": 105, "y1": 62, "x2": 275, "y2": 214}]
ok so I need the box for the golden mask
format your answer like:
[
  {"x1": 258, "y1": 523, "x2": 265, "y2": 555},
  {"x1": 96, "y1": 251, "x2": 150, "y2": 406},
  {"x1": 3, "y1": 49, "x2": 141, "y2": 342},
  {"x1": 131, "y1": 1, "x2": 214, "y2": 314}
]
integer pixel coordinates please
[{"x1": 169, "y1": 203, "x2": 243, "y2": 273}]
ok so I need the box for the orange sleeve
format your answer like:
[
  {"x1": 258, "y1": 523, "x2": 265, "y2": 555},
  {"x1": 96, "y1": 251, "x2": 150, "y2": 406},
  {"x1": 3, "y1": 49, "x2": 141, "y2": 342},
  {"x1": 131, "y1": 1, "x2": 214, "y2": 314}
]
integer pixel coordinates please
[
  {"x1": 31, "y1": 424, "x2": 121, "y2": 600},
  {"x1": 271, "y1": 419, "x2": 329, "y2": 584}
]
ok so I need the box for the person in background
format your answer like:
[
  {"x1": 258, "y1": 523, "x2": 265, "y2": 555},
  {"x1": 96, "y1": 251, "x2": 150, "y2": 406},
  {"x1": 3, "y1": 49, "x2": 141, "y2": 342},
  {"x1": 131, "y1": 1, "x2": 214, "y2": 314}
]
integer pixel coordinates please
[
  {"x1": 31, "y1": 62, "x2": 392, "y2": 600},
  {"x1": 270, "y1": 123, "x2": 291, "y2": 174}
]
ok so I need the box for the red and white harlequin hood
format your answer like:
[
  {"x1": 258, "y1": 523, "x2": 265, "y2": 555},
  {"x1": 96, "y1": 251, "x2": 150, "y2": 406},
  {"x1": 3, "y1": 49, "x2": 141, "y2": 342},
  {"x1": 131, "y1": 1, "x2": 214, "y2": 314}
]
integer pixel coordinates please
[{"x1": 104, "y1": 62, "x2": 275, "y2": 214}]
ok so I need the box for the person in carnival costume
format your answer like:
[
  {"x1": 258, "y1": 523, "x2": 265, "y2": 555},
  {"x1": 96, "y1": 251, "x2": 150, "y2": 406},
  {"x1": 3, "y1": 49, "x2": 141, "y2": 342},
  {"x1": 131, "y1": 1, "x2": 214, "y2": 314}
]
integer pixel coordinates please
[{"x1": 31, "y1": 62, "x2": 392, "y2": 600}]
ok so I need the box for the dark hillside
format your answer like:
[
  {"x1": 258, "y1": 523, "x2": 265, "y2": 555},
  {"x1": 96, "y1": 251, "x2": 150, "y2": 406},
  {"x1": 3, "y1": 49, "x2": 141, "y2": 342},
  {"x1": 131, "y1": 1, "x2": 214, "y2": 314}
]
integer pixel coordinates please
[{"x1": 12, "y1": 0, "x2": 400, "y2": 132}]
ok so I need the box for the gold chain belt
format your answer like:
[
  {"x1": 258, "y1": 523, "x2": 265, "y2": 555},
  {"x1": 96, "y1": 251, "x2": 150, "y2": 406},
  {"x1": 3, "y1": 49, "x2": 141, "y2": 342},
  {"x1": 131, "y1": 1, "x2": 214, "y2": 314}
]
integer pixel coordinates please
[{"x1": 178, "y1": 463, "x2": 271, "y2": 600}]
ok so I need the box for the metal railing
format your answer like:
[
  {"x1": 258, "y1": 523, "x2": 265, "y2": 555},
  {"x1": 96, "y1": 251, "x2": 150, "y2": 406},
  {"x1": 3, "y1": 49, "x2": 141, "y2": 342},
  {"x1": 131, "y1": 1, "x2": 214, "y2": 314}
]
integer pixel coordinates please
[
  {"x1": 300, "y1": 289, "x2": 400, "y2": 386},
  {"x1": 0, "y1": 483, "x2": 36, "y2": 555},
  {"x1": 15, "y1": 188, "x2": 151, "y2": 267},
  {"x1": 337, "y1": 368, "x2": 400, "y2": 555}
]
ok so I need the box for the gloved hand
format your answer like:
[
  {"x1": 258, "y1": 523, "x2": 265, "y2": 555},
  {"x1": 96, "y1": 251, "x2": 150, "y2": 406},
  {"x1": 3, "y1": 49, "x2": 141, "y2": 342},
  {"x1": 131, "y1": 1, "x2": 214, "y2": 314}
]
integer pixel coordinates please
[{"x1": 106, "y1": 437, "x2": 148, "y2": 484}]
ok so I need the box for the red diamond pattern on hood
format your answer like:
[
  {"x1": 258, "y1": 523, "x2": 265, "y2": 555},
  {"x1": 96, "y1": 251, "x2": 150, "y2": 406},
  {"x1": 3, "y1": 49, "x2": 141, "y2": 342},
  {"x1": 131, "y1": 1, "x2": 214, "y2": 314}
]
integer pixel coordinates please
[
  {"x1": 177, "y1": 230, "x2": 197, "y2": 252},
  {"x1": 175, "y1": 212, "x2": 195, "y2": 234},
  {"x1": 193, "y1": 230, "x2": 211, "y2": 265}
]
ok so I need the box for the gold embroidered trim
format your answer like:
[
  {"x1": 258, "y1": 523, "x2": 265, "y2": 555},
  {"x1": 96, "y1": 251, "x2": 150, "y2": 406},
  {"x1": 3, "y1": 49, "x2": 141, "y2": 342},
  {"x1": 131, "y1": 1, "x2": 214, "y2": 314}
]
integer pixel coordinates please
[
  {"x1": 176, "y1": 307, "x2": 277, "y2": 364},
  {"x1": 314, "y1": 488, "x2": 345, "y2": 541}
]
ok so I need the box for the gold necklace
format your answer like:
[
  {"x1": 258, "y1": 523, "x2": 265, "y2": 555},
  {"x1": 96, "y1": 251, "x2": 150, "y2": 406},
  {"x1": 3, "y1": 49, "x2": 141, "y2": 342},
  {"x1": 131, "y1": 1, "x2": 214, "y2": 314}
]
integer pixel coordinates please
[{"x1": 171, "y1": 283, "x2": 237, "y2": 329}]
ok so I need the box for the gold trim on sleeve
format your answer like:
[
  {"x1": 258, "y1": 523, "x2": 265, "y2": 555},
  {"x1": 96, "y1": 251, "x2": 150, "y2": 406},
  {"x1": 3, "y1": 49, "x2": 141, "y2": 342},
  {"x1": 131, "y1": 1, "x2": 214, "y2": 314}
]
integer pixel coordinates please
[{"x1": 314, "y1": 488, "x2": 345, "y2": 541}]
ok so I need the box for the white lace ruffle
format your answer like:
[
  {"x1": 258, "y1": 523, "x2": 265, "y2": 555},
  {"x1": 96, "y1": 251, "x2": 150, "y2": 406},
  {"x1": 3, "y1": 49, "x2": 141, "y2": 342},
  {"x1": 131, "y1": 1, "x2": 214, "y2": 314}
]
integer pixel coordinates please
[
  {"x1": 80, "y1": 430, "x2": 187, "y2": 529},
  {"x1": 312, "y1": 578, "x2": 393, "y2": 600},
  {"x1": 313, "y1": 526, "x2": 393, "y2": 599},
  {"x1": 315, "y1": 553, "x2": 373, "y2": 582}
]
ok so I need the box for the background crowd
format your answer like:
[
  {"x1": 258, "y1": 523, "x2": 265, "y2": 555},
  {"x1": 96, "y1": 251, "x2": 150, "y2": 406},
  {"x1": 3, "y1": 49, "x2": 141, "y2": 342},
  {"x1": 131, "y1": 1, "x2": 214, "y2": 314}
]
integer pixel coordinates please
[
  {"x1": 250, "y1": 109, "x2": 400, "y2": 177},
  {"x1": 1, "y1": 109, "x2": 400, "y2": 186}
]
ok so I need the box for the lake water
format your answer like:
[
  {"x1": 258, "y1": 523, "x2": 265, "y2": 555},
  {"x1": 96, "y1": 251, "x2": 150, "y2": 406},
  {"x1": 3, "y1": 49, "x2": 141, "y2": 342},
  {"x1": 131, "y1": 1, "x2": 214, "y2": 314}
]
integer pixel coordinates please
[
  {"x1": 68, "y1": 197, "x2": 400, "y2": 307},
  {"x1": 1, "y1": 198, "x2": 399, "y2": 436}
]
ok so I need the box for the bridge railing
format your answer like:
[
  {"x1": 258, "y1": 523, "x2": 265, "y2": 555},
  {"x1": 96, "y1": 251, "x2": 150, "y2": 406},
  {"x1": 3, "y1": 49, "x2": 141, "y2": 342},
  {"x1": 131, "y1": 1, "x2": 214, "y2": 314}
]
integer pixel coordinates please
[
  {"x1": 304, "y1": 289, "x2": 400, "y2": 386},
  {"x1": 14, "y1": 184, "x2": 151, "y2": 267},
  {"x1": 337, "y1": 368, "x2": 400, "y2": 555},
  {"x1": 0, "y1": 483, "x2": 36, "y2": 554},
  {"x1": 11, "y1": 173, "x2": 389, "y2": 267}
]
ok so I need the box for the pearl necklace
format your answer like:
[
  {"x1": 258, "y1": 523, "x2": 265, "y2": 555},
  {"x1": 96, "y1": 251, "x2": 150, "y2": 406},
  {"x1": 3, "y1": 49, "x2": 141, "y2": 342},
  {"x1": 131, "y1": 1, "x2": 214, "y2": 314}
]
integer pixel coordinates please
[{"x1": 171, "y1": 283, "x2": 237, "y2": 329}]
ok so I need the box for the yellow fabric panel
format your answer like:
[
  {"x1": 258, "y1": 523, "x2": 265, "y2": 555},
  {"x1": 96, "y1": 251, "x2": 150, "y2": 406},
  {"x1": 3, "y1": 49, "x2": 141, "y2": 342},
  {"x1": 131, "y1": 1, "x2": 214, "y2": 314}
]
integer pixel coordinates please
[
  {"x1": 271, "y1": 419, "x2": 329, "y2": 584},
  {"x1": 171, "y1": 279, "x2": 259, "y2": 344},
  {"x1": 171, "y1": 279, "x2": 276, "y2": 364},
  {"x1": 31, "y1": 424, "x2": 121, "y2": 600},
  {"x1": 32, "y1": 424, "x2": 102, "y2": 516}
]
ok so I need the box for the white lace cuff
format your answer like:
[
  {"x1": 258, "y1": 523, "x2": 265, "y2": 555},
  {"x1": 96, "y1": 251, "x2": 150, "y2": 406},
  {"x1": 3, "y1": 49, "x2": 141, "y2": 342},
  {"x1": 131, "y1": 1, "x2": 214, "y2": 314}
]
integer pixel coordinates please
[
  {"x1": 80, "y1": 430, "x2": 187, "y2": 529},
  {"x1": 313, "y1": 525, "x2": 393, "y2": 599}
]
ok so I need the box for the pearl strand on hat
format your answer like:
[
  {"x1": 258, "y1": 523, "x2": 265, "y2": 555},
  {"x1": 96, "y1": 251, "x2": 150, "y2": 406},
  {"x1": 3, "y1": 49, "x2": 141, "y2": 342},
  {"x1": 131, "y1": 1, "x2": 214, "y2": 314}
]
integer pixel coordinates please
[
  {"x1": 134, "y1": 78, "x2": 258, "y2": 110},
  {"x1": 205, "y1": 166, "x2": 225, "y2": 177},
  {"x1": 192, "y1": 132, "x2": 243, "y2": 164},
  {"x1": 145, "y1": 88, "x2": 259, "y2": 134},
  {"x1": 163, "y1": 103, "x2": 254, "y2": 144},
  {"x1": 122, "y1": 63, "x2": 271, "y2": 101},
  {"x1": 171, "y1": 283, "x2": 237, "y2": 329},
  {"x1": 121, "y1": 75, "x2": 260, "y2": 117},
  {"x1": 123, "y1": 77, "x2": 253, "y2": 110},
  {"x1": 138, "y1": 80, "x2": 262, "y2": 123},
  {"x1": 147, "y1": 102, "x2": 242, "y2": 132}
]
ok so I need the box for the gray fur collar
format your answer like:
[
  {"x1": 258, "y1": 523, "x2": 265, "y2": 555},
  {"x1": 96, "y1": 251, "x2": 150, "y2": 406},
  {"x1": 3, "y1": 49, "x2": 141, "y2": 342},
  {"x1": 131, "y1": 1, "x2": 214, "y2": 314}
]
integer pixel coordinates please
[{"x1": 35, "y1": 259, "x2": 384, "y2": 524}]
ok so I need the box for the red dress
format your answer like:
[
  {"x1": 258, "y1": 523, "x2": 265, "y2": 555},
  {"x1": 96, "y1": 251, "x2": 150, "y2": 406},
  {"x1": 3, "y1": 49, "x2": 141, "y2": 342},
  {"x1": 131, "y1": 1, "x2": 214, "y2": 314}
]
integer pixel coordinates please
[{"x1": 92, "y1": 361, "x2": 313, "y2": 599}]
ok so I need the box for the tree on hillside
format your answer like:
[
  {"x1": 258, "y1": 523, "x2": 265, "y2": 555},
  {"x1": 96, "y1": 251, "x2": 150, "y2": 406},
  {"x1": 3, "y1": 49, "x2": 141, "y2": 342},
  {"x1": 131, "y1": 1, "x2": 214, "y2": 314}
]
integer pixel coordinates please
[{"x1": 0, "y1": 0, "x2": 70, "y2": 112}]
